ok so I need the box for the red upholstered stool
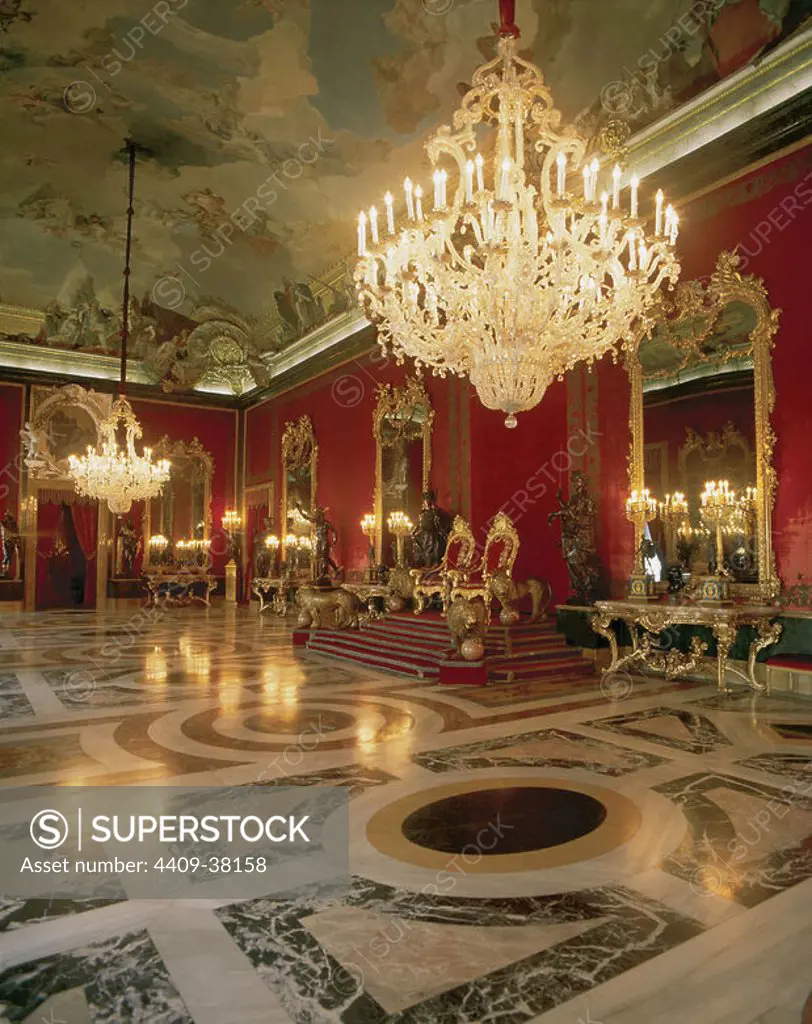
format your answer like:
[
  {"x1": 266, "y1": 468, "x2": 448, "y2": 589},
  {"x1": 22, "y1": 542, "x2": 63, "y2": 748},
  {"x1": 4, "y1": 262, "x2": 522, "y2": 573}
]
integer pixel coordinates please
[{"x1": 765, "y1": 654, "x2": 812, "y2": 695}]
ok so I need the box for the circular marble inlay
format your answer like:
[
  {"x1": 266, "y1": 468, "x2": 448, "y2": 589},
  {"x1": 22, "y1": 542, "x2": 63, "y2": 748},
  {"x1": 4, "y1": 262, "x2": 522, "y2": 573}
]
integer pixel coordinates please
[
  {"x1": 242, "y1": 709, "x2": 353, "y2": 735},
  {"x1": 365, "y1": 776, "x2": 642, "y2": 873},
  {"x1": 401, "y1": 786, "x2": 607, "y2": 855}
]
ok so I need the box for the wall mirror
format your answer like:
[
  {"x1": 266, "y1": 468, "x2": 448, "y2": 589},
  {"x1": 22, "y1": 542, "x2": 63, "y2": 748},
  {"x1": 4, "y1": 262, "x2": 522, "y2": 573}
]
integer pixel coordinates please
[
  {"x1": 373, "y1": 377, "x2": 434, "y2": 564},
  {"x1": 280, "y1": 415, "x2": 318, "y2": 577},
  {"x1": 628, "y1": 250, "x2": 780, "y2": 600},
  {"x1": 143, "y1": 437, "x2": 213, "y2": 567}
]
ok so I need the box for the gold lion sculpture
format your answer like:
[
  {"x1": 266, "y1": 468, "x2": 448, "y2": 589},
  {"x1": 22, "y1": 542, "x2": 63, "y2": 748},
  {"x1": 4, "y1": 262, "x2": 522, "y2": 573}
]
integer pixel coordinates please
[
  {"x1": 446, "y1": 594, "x2": 487, "y2": 661},
  {"x1": 489, "y1": 569, "x2": 551, "y2": 625},
  {"x1": 297, "y1": 586, "x2": 361, "y2": 630}
]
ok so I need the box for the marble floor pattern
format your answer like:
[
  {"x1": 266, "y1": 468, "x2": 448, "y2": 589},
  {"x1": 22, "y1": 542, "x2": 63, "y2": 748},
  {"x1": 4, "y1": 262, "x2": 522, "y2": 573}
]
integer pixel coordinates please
[{"x1": 0, "y1": 606, "x2": 810, "y2": 1023}]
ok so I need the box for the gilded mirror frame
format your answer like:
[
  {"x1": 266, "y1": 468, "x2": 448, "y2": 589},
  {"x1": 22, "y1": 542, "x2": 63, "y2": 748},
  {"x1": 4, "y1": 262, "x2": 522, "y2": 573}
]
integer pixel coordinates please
[
  {"x1": 280, "y1": 415, "x2": 318, "y2": 534},
  {"x1": 373, "y1": 377, "x2": 434, "y2": 562},
  {"x1": 143, "y1": 436, "x2": 214, "y2": 567},
  {"x1": 627, "y1": 250, "x2": 780, "y2": 601}
]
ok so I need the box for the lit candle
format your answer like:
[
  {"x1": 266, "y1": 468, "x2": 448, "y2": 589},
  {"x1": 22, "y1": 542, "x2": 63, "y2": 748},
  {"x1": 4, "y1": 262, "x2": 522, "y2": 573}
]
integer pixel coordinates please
[
  {"x1": 655, "y1": 189, "x2": 664, "y2": 236},
  {"x1": 669, "y1": 208, "x2": 679, "y2": 245},
  {"x1": 369, "y1": 206, "x2": 379, "y2": 244},
  {"x1": 630, "y1": 174, "x2": 639, "y2": 218},
  {"x1": 440, "y1": 169, "x2": 448, "y2": 207},
  {"x1": 384, "y1": 191, "x2": 394, "y2": 234},
  {"x1": 357, "y1": 211, "x2": 367, "y2": 255},
  {"x1": 465, "y1": 159, "x2": 474, "y2": 202},
  {"x1": 433, "y1": 169, "x2": 442, "y2": 210},
  {"x1": 638, "y1": 238, "x2": 647, "y2": 270},
  {"x1": 414, "y1": 184, "x2": 423, "y2": 221},
  {"x1": 556, "y1": 152, "x2": 566, "y2": 196},
  {"x1": 612, "y1": 164, "x2": 621, "y2": 209},
  {"x1": 475, "y1": 153, "x2": 484, "y2": 193},
  {"x1": 500, "y1": 158, "x2": 511, "y2": 200},
  {"x1": 590, "y1": 157, "x2": 599, "y2": 201},
  {"x1": 404, "y1": 177, "x2": 414, "y2": 220}
]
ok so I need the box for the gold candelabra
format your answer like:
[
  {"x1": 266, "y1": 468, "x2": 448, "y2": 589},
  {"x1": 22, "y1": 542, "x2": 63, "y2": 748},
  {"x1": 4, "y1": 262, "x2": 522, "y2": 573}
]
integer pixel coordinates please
[
  {"x1": 626, "y1": 489, "x2": 657, "y2": 572},
  {"x1": 698, "y1": 479, "x2": 738, "y2": 600},
  {"x1": 361, "y1": 513, "x2": 377, "y2": 579},
  {"x1": 263, "y1": 533, "x2": 280, "y2": 575},
  {"x1": 176, "y1": 537, "x2": 210, "y2": 568},
  {"x1": 222, "y1": 509, "x2": 242, "y2": 533},
  {"x1": 659, "y1": 491, "x2": 688, "y2": 563},
  {"x1": 626, "y1": 488, "x2": 657, "y2": 598},
  {"x1": 149, "y1": 533, "x2": 170, "y2": 566},
  {"x1": 387, "y1": 510, "x2": 414, "y2": 566}
]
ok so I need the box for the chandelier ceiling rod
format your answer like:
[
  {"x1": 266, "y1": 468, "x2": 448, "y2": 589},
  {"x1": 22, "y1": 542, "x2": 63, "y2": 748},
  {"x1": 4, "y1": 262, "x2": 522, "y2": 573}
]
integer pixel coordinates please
[
  {"x1": 65, "y1": 136, "x2": 171, "y2": 516},
  {"x1": 498, "y1": 0, "x2": 520, "y2": 38},
  {"x1": 119, "y1": 138, "x2": 136, "y2": 397}
]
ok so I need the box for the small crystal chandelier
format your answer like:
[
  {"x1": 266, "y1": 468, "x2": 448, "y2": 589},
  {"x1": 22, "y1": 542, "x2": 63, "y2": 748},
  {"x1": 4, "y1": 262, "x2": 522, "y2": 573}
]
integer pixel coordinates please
[
  {"x1": 68, "y1": 141, "x2": 170, "y2": 514},
  {"x1": 354, "y1": 0, "x2": 680, "y2": 427}
]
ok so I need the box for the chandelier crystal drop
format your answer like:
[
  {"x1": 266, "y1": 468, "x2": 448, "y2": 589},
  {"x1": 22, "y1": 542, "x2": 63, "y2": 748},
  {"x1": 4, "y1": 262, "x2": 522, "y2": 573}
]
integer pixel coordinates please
[
  {"x1": 354, "y1": 0, "x2": 680, "y2": 426},
  {"x1": 68, "y1": 397, "x2": 170, "y2": 516}
]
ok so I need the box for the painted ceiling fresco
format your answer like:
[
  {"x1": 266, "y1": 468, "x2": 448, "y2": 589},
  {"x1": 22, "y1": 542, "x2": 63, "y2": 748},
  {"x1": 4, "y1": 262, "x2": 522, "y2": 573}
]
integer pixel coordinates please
[{"x1": 0, "y1": 0, "x2": 805, "y2": 382}]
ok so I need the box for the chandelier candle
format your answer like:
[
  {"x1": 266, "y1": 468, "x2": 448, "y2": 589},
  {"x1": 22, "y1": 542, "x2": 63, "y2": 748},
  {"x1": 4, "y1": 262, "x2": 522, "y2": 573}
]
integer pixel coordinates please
[{"x1": 354, "y1": 0, "x2": 680, "y2": 428}]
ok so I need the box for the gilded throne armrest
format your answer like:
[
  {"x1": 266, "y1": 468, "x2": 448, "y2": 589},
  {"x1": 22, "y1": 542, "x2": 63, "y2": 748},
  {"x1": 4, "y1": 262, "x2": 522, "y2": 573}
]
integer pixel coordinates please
[{"x1": 411, "y1": 516, "x2": 477, "y2": 614}]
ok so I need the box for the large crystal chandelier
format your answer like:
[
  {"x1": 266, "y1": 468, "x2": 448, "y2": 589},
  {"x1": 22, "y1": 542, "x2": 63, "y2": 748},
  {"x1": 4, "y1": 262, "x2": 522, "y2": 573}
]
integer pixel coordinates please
[
  {"x1": 68, "y1": 397, "x2": 170, "y2": 516},
  {"x1": 354, "y1": 0, "x2": 680, "y2": 427},
  {"x1": 67, "y1": 141, "x2": 171, "y2": 513}
]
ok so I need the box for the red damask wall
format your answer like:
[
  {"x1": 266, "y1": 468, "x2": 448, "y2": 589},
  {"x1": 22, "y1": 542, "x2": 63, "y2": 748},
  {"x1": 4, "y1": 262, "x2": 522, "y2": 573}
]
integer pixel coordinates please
[
  {"x1": 678, "y1": 143, "x2": 812, "y2": 586},
  {"x1": 245, "y1": 352, "x2": 462, "y2": 574},
  {"x1": 468, "y1": 381, "x2": 570, "y2": 602},
  {"x1": 0, "y1": 382, "x2": 24, "y2": 518},
  {"x1": 596, "y1": 358, "x2": 633, "y2": 597}
]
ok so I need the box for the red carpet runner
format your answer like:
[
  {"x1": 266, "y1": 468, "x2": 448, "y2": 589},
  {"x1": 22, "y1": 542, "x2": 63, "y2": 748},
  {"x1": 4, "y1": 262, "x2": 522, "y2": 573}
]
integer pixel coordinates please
[{"x1": 297, "y1": 612, "x2": 593, "y2": 685}]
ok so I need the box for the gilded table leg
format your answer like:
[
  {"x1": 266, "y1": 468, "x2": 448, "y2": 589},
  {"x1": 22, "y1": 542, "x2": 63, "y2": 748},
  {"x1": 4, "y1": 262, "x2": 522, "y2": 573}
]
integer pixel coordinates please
[
  {"x1": 712, "y1": 621, "x2": 737, "y2": 694},
  {"x1": 592, "y1": 611, "x2": 620, "y2": 676},
  {"x1": 747, "y1": 619, "x2": 782, "y2": 693}
]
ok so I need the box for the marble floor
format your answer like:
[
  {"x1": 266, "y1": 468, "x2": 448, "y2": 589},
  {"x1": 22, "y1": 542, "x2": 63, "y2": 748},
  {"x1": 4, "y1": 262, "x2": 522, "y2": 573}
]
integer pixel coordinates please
[{"x1": 0, "y1": 604, "x2": 810, "y2": 1023}]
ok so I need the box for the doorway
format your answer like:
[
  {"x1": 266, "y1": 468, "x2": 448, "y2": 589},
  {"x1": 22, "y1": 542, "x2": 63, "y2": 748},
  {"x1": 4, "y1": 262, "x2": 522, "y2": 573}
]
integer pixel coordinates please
[{"x1": 35, "y1": 497, "x2": 98, "y2": 610}]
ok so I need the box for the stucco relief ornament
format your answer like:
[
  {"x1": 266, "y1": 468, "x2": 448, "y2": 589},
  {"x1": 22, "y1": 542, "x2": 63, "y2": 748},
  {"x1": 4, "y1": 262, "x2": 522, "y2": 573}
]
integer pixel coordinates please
[{"x1": 354, "y1": 0, "x2": 680, "y2": 427}]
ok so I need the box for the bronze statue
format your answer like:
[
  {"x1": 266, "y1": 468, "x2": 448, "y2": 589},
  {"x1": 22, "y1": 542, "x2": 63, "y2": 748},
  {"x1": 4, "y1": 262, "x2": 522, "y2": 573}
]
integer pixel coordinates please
[
  {"x1": 0, "y1": 511, "x2": 21, "y2": 578},
  {"x1": 295, "y1": 503, "x2": 339, "y2": 580},
  {"x1": 411, "y1": 489, "x2": 453, "y2": 567},
  {"x1": 118, "y1": 517, "x2": 141, "y2": 577},
  {"x1": 252, "y1": 516, "x2": 275, "y2": 578},
  {"x1": 547, "y1": 471, "x2": 602, "y2": 604}
]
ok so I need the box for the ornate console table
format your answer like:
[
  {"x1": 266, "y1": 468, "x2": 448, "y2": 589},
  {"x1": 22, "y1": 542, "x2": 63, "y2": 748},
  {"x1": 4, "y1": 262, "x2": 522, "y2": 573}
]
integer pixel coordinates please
[
  {"x1": 252, "y1": 576, "x2": 300, "y2": 615},
  {"x1": 342, "y1": 581, "x2": 392, "y2": 620},
  {"x1": 143, "y1": 570, "x2": 217, "y2": 609},
  {"x1": 591, "y1": 599, "x2": 782, "y2": 693}
]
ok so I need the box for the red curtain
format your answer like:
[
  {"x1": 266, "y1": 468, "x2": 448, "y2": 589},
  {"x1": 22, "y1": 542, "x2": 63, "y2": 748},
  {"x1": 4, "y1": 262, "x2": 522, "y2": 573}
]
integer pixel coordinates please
[{"x1": 71, "y1": 500, "x2": 98, "y2": 607}]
